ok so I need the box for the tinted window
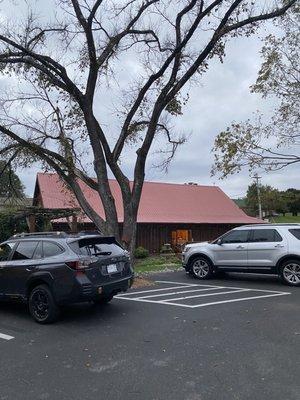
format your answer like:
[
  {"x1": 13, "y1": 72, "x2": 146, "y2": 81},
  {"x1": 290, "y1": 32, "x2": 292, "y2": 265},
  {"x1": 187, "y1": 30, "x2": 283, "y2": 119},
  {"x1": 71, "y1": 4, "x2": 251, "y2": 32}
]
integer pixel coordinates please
[
  {"x1": 33, "y1": 241, "x2": 43, "y2": 259},
  {"x1": 221, "y1": 230, "x2": 249, "y2": 244},
  {"x1": 43, "y1": 242, "x2": 64, "y2": 258},
  {"x1": 251, "y1": 229, "x2": 282, "y2": 242},
  {"x1": 12, "y1": 241, "x2": 38, "y2": 260},
  {"x1": 289, "y1": 229, "x2": 300, "y2": 240},
  {"x1": 0, "y1": 243, "x2": 15, "y2": 261},
  {"x1": 69, "y1": 239, "x2": 122, "y2": 257}
]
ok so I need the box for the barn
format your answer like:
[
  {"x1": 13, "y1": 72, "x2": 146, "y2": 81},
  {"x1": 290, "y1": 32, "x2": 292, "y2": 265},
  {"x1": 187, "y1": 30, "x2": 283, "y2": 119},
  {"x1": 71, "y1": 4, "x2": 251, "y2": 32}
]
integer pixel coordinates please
[{"x1": 33, "y1": 173, "x2": 261, "y2": 253}]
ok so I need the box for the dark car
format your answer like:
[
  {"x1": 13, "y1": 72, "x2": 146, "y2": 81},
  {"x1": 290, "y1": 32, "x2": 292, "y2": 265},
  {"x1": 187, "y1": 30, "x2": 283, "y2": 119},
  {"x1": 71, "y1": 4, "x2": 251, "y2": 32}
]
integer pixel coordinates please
[{"x1": 0, "y1": 232, "x2": 134, "y2": 323}]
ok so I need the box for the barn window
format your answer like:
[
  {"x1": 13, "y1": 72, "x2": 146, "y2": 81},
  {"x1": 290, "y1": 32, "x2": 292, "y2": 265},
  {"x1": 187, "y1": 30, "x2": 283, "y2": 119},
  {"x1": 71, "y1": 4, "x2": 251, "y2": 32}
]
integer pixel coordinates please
[{"x1": 171, "y1": 230, "x2": 192, "y2": 251}]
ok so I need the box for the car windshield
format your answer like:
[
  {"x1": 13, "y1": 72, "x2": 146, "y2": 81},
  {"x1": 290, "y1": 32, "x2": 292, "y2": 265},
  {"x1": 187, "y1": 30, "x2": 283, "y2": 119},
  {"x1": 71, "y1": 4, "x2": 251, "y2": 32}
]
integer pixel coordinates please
[{"x1": 69, "y1": 238, "x2": 123, "y2": 257}]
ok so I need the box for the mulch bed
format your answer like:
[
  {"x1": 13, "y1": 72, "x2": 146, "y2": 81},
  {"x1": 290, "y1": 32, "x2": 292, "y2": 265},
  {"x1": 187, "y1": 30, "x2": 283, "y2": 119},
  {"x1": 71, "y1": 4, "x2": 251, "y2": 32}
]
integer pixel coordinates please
[{"x1": 131, "y1": 276, "x2": 156, "y2": 289}]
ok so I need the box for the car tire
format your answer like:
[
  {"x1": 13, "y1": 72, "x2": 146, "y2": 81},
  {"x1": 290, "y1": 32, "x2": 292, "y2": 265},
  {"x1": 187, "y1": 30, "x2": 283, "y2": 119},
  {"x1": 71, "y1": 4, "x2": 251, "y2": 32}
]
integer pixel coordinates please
[
  {"x1": 28, "y1": 284, "x2": 60, "y2": 324},
  {"x1": 190, "y1": 256, "x2": 214, "y2": 280},
  {"x1": 279, "y1": 259, "x2": 300, "y2": 287},
  {"x1": 93, "y1": 294, "x2": 114, "y2": 305}
]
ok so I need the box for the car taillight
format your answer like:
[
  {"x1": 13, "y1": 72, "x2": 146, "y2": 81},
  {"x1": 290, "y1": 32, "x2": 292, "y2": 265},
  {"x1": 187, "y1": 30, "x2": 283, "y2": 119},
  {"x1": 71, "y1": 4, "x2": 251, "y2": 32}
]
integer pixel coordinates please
[{"x1": 66, "y1": 260, "x2": 91, "y2": 271}]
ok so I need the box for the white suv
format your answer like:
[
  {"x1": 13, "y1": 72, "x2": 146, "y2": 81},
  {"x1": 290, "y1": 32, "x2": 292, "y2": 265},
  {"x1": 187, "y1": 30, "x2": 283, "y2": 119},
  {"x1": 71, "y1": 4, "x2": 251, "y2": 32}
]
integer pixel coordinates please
[{"x1": 182, "y1": 224, "x2": 300, "y2": 286}]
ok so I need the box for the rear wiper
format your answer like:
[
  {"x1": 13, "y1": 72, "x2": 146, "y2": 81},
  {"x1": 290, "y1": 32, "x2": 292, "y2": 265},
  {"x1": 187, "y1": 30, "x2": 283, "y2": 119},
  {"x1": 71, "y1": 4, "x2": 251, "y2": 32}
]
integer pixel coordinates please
[{"x1": 94, "y1": 251, "x2": 112, "y2": 256}]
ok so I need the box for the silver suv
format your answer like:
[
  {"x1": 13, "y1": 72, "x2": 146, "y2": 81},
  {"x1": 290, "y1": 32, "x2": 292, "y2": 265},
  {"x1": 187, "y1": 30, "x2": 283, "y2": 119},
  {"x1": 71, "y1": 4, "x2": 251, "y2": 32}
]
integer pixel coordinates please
[{"x1": 182, "y1": 224, "x2": 300, "y2": 286}]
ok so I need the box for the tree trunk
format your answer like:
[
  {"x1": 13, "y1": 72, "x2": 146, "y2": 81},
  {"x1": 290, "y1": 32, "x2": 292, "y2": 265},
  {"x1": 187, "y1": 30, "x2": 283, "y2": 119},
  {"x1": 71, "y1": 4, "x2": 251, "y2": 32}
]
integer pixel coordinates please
[
  {"x1": 122, "y1": 203, "x2": 138, "y2": 259},
  {"x1": 83, "y1": 106, "x2": 120, "y2": 240}
]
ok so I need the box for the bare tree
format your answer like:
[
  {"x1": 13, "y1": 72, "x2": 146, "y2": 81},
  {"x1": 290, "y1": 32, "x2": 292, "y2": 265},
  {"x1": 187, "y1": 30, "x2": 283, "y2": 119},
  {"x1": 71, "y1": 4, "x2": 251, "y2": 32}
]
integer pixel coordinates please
[
  {"x1": 0, "y1": 0, "x2": 297, "y2": 253},
  {"x1": 212, "y1": 5, "x2": 300, "y2": 178}
]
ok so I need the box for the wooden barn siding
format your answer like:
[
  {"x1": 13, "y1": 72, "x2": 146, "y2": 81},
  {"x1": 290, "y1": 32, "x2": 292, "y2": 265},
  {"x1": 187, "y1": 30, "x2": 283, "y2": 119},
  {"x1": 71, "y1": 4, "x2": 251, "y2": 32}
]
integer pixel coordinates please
[
  {"x1": 136, "y1": 223, "x2": 237, "y2": 253},
  {"x1": 53, "y1": 221, "x2": 239, "y2": 253}
]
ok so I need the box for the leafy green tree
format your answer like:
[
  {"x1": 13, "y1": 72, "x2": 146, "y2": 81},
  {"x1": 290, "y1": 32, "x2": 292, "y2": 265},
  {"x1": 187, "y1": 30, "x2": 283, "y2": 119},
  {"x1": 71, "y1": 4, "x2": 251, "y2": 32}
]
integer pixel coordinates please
[
  {"x1": 212, "y1": 5, "x2": 299, "y2": 177},
  {"x1": 284, "y1": 188, "x2": 300, "y2": 216},
  {"x1": 276, "y1": 192, "x2": 289, "y2": 216},
  {"x1": 246, "y1": 183, "x2": 282, "y2": 217},
  {"x1": 0, "y1": 160, "x2": 25, "y2": 199},
  {"x1": 0, "y1": 207, "x2": 28, "y2": 242}
]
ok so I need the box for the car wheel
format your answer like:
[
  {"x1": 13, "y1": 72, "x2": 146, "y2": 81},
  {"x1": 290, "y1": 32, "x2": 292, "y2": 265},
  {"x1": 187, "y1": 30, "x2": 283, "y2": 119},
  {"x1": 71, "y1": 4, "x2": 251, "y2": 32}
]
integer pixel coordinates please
[
  {"x1": 191, "y1": 257, "x2": 213, "y2": 280},
  {"x1": 280, "y1": 260, "x2": 300, "y2": 287},
  {"x1": 93, "y1": 294, "x2": 114, "y2": 305},
  {"x1": 29, "y1": 284, "x2": 60, "y2": 324}
]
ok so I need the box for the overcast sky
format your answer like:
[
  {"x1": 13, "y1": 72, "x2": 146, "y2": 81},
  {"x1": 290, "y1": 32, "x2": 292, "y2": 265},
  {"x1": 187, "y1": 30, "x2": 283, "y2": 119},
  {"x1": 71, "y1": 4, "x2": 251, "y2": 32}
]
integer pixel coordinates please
[{"x1": 1, "y1": 1, "x2": 298, "y2": 199}]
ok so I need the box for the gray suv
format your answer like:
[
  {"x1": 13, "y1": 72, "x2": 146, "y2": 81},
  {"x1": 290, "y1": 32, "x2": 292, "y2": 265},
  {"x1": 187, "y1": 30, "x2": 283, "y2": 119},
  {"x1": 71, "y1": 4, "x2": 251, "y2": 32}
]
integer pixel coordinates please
[
  {"x1": 0, "y1": 232, "x2": 134, "y2": 323},
  {"x1": 182, "y1": 224, "x2": 300, "y2": 286}
]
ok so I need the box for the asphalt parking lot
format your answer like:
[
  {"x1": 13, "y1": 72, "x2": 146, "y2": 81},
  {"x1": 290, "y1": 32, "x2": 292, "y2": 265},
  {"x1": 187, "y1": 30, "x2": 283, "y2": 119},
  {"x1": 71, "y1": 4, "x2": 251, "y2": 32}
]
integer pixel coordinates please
[{"x1": 0, "y1": 271, "x2": 299, "y2": 400}]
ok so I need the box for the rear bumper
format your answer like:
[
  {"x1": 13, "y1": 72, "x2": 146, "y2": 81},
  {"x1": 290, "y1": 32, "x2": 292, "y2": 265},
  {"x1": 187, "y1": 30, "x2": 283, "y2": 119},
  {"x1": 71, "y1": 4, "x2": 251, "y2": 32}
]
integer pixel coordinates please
[{"x1": 55, "y1": 274, "x2": 134, "y2": 305}]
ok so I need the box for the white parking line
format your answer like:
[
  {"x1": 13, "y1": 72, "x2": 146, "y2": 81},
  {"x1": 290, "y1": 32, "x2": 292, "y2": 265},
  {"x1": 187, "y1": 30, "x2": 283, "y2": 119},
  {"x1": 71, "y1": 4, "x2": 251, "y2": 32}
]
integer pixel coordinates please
[
  {"x1": 188, "y1": 292, "x2": 290, "y2": 308},
  {"x1": 162, "y1": 289, "x2": 251, "y2": 302},
  {"x1": 116, "y1": 281, "x2": 291, "y2": 309},
  {"x1": 137, "y1": 286, "x2": 225, "y2": 299},
  {"x1": 156, "y1": 280, "x2": 289, "y2": 294},
  {"x1": 0, "y1": 333, "x2": 14, "y2": 341},
  {"x1": 155, "y1": 280, "x2": 215, "y2": 287},
  {"x1": 116, "y1": 285, "x2": 196, "y2": 297}
]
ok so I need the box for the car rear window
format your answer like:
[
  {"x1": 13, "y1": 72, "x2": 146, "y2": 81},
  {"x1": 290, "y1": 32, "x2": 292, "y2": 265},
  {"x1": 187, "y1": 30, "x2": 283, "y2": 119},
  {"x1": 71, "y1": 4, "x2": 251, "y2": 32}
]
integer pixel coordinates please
[
  {"x1": 69, "y1": 238, "x2": 123, "y2": 257},
  {"x1": 12, "y1": 241, "x2": 39, "y2": 260},
  {"x1": 33, "y1": 241, "x2": 43, "y2": 259},
  {"x1": 43, "y1": 241, "x2": 64, "y2": 258},
  {"x1": 250, "y1": 229, "x2": 282, "y2": 242},
  {"x1": 289, "y1": 229, "x2": 300, "y2": 240}
]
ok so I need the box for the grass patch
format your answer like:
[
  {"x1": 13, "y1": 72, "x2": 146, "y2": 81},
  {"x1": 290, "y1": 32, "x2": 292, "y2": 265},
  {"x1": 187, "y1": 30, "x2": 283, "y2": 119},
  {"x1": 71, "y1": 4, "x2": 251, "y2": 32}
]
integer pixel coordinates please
[
  {"x1": 270, "y1": 214, "x2": 300, "y2": 223},
  {"x1": 134, "y1": 255, "x2": 181, "y2": 274}
]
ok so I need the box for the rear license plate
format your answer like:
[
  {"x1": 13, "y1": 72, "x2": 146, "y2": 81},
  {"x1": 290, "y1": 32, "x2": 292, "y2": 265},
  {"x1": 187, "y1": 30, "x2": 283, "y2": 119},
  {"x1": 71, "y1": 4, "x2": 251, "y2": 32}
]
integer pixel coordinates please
[{"x1": 107, "y1": 264, "x2": 118, "y2": 274}]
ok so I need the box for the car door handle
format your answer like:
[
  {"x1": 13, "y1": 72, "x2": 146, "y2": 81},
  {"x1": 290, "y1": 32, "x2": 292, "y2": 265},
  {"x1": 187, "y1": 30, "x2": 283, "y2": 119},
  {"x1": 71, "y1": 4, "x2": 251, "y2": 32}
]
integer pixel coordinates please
[
  {"x1": 236, "y1": 245, "x2": 245, "y2": 249},
  {"x1": 26, "y1": 267, "x2": 36, "y2": 271},
  {"x1": 274, "y1": 244, "x2": 284, "y2": 248}
]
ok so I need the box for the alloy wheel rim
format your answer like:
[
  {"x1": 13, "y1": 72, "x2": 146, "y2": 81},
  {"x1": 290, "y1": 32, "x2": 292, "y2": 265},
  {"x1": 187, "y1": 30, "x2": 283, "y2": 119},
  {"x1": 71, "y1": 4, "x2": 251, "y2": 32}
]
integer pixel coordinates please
[
  {"x1": 283, "y1": 263, "x2": 300, "y2": 284},
  {"x1": 31, "y1": 290, "x2": 49, "y2": 320},
  {"x1": 193, "y1": 259, "x2": 209, "y2": 277}
]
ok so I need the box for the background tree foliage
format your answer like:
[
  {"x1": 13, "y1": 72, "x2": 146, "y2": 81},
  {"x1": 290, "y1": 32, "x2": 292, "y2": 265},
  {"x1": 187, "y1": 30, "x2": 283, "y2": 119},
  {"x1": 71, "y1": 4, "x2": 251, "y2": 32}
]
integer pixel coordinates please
[
  {"x1": 245, "y1": 183, "x2": 281, "y2": 217},
  {"x1": 0, "y1": 0, "x2": 296, "y2": 252},
  {"x1": 213, "y1": 4, "x2": 300, "y2": 177},
  {"x1": 0, "y1": 208, "x2": 28, "y2": 242},
  {"x1": 282, "y1": 188, "x2": 300, "y2": 216},
  {"x1": 0, "y1": 164, "x2": 27, "y2": 241},
  {"x1": 0, "y1": 160, "x2": 25, "y2": 199},
  {"x1": 241, "y1": 183, "x2": 300, "y2": 217}
]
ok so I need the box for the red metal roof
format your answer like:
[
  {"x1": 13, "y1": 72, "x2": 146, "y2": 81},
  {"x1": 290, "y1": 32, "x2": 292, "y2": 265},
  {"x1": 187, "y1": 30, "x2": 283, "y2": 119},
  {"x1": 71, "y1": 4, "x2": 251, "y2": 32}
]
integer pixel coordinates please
[{"x1": 36, "y1": 173, "x2": 261, "y2": 224}]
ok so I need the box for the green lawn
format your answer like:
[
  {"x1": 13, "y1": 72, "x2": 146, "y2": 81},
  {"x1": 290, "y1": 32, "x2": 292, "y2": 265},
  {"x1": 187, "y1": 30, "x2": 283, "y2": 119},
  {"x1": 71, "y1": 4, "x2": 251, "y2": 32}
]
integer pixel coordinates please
[
  {"x1": 134, "y1": 255, "x2": 182, "y2": 274},
  {"x1": 270, "y1": 214, "x2": 300, "y2": 223}
]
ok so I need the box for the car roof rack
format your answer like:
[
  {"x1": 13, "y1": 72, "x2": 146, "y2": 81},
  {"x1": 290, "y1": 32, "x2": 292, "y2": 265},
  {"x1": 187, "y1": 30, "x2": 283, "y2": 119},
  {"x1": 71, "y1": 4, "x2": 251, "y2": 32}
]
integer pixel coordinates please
[
  {"x1": 77, "y1": 230, "x2": 102, "y2": 236},
  {"x1": 241, "y1": 223, "x2": 300, "y2": 227},
  {"x1": 10, "y1": 232, "x2": 69, "y2": 239}
]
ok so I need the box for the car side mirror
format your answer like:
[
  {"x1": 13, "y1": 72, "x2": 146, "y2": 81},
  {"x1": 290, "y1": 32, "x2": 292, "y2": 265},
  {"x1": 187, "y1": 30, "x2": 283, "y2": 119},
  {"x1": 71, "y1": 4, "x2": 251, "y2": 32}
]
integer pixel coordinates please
[{"x1": 216, "y1": 239, "x2": 223, "y2": 245}]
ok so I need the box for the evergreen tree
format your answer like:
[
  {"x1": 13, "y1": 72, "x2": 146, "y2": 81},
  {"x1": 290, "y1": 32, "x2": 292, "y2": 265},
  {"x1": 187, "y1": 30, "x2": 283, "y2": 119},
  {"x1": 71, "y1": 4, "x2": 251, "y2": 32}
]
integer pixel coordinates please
[{"x1": 0, "y1": 161, "x2": 25, "y2": 199}]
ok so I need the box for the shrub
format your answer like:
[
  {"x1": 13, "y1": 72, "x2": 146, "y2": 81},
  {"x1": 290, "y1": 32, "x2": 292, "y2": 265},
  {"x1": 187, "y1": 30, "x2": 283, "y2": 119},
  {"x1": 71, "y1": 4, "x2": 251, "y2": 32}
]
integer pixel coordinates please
[
  {"x1": 0, "y1": 208, "x2": 28, "y2": 242},
  {"x1": 134, "y1": 246, "x2": 149, "y2": 259}
]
